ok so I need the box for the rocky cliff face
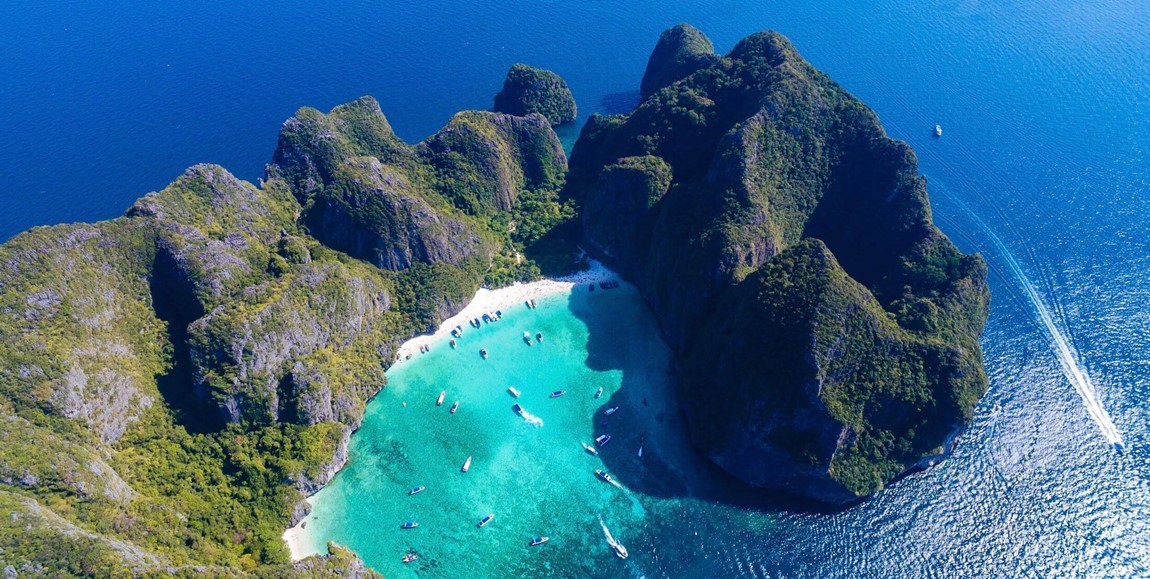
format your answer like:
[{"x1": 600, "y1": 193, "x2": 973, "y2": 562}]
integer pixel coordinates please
[
  {"x1": 572, "y1": 27, "x2": 990, "y2": 504},
  {"x1": 493, "y1": 63, "x2": 578, "y2": 125},
  {"x1": 0, "y1": 91, "x2": 568, "y2": 573}
]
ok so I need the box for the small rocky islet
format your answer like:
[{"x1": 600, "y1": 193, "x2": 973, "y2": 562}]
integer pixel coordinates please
[{"x1": 0, "y1": 24, "x2": 986, "y2": 575}]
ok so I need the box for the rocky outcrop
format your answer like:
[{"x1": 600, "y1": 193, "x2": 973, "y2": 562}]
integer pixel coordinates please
[
  {"x1": 639, "y1": 24, "x2": 720, "y2": 99},
  {"x1": 268, "y1": 98, "x2": 567, "y2": 274},
  {"x1": 493, "y1": 63, "x2": 578, "y2": 125},
  {"x1": 571, "y1": 27, "x2": 990, "y2": 504}
]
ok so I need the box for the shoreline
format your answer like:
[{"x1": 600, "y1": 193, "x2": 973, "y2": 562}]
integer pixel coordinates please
[{"x1": 282, "y1": 259, "x2": 616, "y2": 562}]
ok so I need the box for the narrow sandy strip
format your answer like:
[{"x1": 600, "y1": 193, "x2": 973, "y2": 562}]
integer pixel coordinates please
[
  {"x1": 283, "y1": 259, "x2": 616, "y2": 561},
  {"x1": 391, "y1": 259, "x2": 614, "y2": 363}
]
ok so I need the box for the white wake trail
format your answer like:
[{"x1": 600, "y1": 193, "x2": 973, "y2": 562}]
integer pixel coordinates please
[{"x1": 958, "y1": 201, "x2": 1123, "y2": 447}]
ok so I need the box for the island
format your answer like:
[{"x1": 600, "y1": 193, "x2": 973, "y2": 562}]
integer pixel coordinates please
[{"x1": 0, "y1": 25, "x2": 987, "y2": 575}]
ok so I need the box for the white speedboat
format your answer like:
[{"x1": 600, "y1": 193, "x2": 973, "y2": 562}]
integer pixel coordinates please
[
  {"x1": 581, "y1": 442, "x2": 598, "y2": 455},
  {"x1": 934, "y1": 124, "x2": 943, "y2": 137},
  {"x1": 604, "y1": 407, "x2": 618, "y2": 416},
  {"x1": 508, "y1": 386, "x2": 521, "y2": 398},
  {"x1": 462, "y1": 456, "x2": 472, "y2": 473},
  {"x1": 436, "y1": 391, "x2": 446, "y2": 406}
]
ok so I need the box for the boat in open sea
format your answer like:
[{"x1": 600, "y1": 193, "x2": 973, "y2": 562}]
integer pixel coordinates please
[
  {"x1": 550, "y1": 390, "x2": 566, "y2": 398},
  {"x1": 529, "y1": 537, "x2": 550, "y2": 546},
  {"x1": 462, "y1": 456, "x2": 472, "y2": 472},
  {"x1": 478, "y1": 513, "x2": 495, "y2": 528},
  {"x1": 604, "y1": 406, "x2": 618, "y2": 416},
  {"x1": 594, "y1": 387, "x2": 603, "y2": 399},
  {"x1": 403, "y1": 553, "x2": 419, "y2": 564},
  {"x1": 536, "y1": 332, "x2": 543, "y2": 342},
  {"x1": 523, "y1": 331, "x2": 532, "y2": 345},
  {"x1": 408, "y1": 486, "x2": 425, "y2": 495},
  {"x1": 595, "y1": 434, "x2": 612, "y2": 447},
  {"x1": 582, "y1": 441, "x2": 598, "y2": 455},
  {"x1": 450, "y1": 400, "x2": 459, "y2": 414},
  {"x1": 480, "y1": 348, "x2": 488, "y2": 359},
  {"x1": 436, "y1": 391, "x2": 446, "y2": 406},
  {"x1": 934, "y1": 123, "x2": 943, "y2": 137},
  {"x1": 401, "y1": 521, "x2": 419, "y2": 529},
  {"x1": 508, "y1": 386, "x2": 521, "y2": 398}
]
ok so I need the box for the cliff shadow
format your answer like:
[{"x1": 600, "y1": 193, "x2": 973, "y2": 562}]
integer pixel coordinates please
[
  {"x1": 149, "y1": 248, "x2": 224, "y2": 434},
  {"x1": 599, "y1": 90, "x2": 642, "y2": 115},
  {"x1": 568, "y1": 280, "x2": 841, "y2": 514}
]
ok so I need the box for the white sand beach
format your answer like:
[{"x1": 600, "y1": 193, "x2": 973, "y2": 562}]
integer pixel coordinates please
[
  {"x1": 390, "y1": 259, "x2": 615, "y2": 364},
  {"x1": 282, "y1": 259, "x2": 616, "y2": 561}
]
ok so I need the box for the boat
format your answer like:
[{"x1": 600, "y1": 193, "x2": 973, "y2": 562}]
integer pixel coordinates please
[
  {"x1": 403, "y1": 553, "x2": 419, "y2": 564},
  {"x1": 530, "y1": 299, "x2": 537, "y2": 308},
  {"x1": 462, "y1": 456, "x2": 472, "y2": 472},
  {"x1": 450, "y1": 400, "x2": 459, "y2": 414},
  {"x1": 638, "y1": 445, "x2": 643, "y2": 458},
  {"x1": 529, "y1": 537, "x2": 550, "y2": 546},
  {"x1": 401, "y1": 521, "x2": 419, "y2": 529},
  {"x1": 508, "y1": 386, "x2": 521, "y2": 398},
  {"x1": 450, "y1": 338, "x2": 457, "y2": 348},
  {"x1": 523, "y1": 331, "x2": 532, "y2": 345},
  {"x1": 436, "y1": 391, "x2": 446, "y2": 406},
  {"x1": 512, "y1": 403, "x2": 524, "y2": 415},
  {"x1": 595, "y1": 469, "x2": 612, "y2": 483},
  {"x1": 478, "y1": 513, "x2": 495, "y2": 528},
  {"x1": 480, "y1": 348, "x2": 488, "y2": 359},
  {"x1": 595, "y1": 434, "x2": 612, "y2": 447},
  {"x1": 604, "y1": 406, "x2": 618, "y2": 416},
  {"x1": 934, "y1": 124, "x2": 943, "y2": 137},
  {"x1": 612, "y1": 542, "x2": 629, "y2": 559},
  {"x1": 594, "y1": 387, "x2": 603, "y2": 399},
  {"x1": 525, "y1": 299, "x2": 533, "y2": 309},
  {"x1": 550, "y1": 390, "x2": 566, "y2": 398},
  {"x1": 536, "y1": 332, "x2": 543, "y2": 342},
  {"x1": 408, "y1": 486, "x2": 426, "y2": 495},
  {"x1": 581, "y1": 441, "x2": 598, "y2": 455}
]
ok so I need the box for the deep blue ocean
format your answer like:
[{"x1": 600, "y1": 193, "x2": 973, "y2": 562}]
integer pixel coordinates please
[{"x1": 4, "y1": 0, "x2": 1150, "y2": 575}]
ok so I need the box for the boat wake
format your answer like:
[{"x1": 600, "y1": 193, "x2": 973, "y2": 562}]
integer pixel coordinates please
[
  {"x1": 599, "y1": 517, "x2": 628, "y2": 558},
  {"x1": 518, "y1": 409, "x2": 544, "y2": 427},
  {"x1": 957, "y1": 200, "x2": 1123, "y2": 448}
]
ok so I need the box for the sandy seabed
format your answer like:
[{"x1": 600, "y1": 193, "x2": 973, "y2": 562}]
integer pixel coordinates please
[{"x1": 283, "y1": 260, "x2": 615, "y2": 561}]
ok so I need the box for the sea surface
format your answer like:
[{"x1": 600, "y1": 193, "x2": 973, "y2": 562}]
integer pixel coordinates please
[{"x1": 4, "y1": 0, "x2": 1150, "y2": 576}]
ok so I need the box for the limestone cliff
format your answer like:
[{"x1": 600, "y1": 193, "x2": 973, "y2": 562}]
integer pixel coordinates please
[
  {"x1": 572, "y1": 27, "x2": 990, "y2": 504},
  {"x1": 493, "y1": 63, "x2": 578, "y2": 125}
]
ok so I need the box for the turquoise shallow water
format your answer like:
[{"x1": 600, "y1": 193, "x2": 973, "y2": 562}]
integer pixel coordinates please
[
  {"x1": 7, "y1": 0, "x2": 1150, "y2": 575},
  {"x1": 296, "y1": 282, "x2": 731, "y2": 577}
]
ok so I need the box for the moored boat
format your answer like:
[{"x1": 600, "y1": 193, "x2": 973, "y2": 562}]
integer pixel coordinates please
[
  {"x1": 529, "y1": 536, "x2": 550, "y2": 546},
  {"x1": 508, "y1": 386, "x2": 521, "y2": 398},
  {"x1": 480, "y1": 348, "x2": 488, "y2": 359},
  {"x1": 450, "y1": 400, "x2": 459, "y2": 414},
  {"x1": 478, "y1": 513, "x2": 495, "y2": 528},
  {"x1": 594, "y1": 387, "x2": 603, "y2": 399},
  {"x1": 536, "y1": 332, "x2": 543, "y2": 342},
  {"x1": 403, "y1": 553, "x2": 419, "y2": 563},
  {"x1": 595, "y1": 469, "x2": 612, "y2": 483},
  {"x1": 523, "y1": 331, "x2": 532, "y2": 345},
  {"x1": 462, "y1": 456, "x2": 472, "y2": 472},
  {"x1": 550, "y1": 390, "x2": 566, "y2": 398},
  {"x1": 581, "y1": 441, "x2": 598, "y2": 455},
  {"x1": 436, "y1": 391, "x2": 446, "y2": 406},
  {"x1": 595, "y1": 434, "x2": 612, "y2": 447},
  {"x1": 604, "y1": 406, "x2": 618, "y2": 416},
  {"x1": 408, "y1": 486, "x2": 426, "y2": 495},
  {"x1": 450, "y1": 338, "x2": 457, "y2": 348},
  {"x1": 401, "y1": 521, "x2": 419, "y2": 529},
  {"x1": 512, "y1": 403, "x2": 524, "y2": 415}
]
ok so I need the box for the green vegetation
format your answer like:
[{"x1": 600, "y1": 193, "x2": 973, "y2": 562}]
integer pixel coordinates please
[
  {"x1": 493, "y1": 63, "x2": 578, "y2": 125},
  {"x1": 0, "y1": 84, "x2": 585, "y2": 573},
  {"x1": 571, "y1": 26, "x2": 990, "y2": 503}
]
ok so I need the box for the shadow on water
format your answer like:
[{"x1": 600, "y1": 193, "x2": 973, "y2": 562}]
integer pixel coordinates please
[
  {"x1": 599, "y1": 90, "x2": 641, "y2": 115},
  {"x1": 567, "y1": 280, "x2": 843, "y2": 515}
]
